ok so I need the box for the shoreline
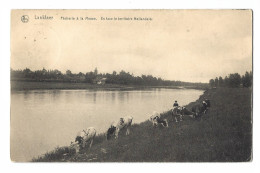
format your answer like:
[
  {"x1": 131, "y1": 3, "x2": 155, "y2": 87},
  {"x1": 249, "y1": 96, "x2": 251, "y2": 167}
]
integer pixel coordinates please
[
  {"x1": 12, "y1": 85, "x2": 205, "y2": 161},
  {"x1": 31, "y1": 88, "x2": 207, "y2": 162},
  {"x1": 28, "y1": 89, "x2": 205, "y2": 162},
  {"x1": 30, "y1": 87, "x2": 252, "y2": 162},
  {"x1": 11, "y1": 80, "x2": 208, "y2": 91}
]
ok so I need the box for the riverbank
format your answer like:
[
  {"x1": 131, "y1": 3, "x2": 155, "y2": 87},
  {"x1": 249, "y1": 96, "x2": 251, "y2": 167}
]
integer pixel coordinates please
[
  {"x1": 11, "y1": 81, "x2": 207, "y2": 91},
  {"x1": 32, "y1": 87, "x2": 252, "y2": 162}
]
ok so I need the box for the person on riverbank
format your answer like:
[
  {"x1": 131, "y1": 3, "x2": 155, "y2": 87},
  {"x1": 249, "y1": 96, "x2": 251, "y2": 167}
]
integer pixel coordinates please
[
  {"x1": 172, "y1": 100, "x2": 183, "y2": 122},
  {"x1": 173, "y1": 100, "x2": 180, "y2": 114},
  {"x1": 173, "y1": 100, "x2": 179, "y2": 108}
]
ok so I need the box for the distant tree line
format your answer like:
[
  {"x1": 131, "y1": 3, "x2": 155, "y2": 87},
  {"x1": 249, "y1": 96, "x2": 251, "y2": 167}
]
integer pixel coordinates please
[
  {"x1": 209, "y1": 71, "x2": 252, "y2": 88},
  {"x1": 10, "y1": 67, "x2": 208, "y2": 87}
]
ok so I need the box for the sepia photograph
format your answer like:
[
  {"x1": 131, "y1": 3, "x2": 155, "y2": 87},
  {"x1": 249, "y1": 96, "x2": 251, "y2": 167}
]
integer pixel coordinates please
[{"x1": 10, "y1": 9, "x2": 252, "y2": 162}]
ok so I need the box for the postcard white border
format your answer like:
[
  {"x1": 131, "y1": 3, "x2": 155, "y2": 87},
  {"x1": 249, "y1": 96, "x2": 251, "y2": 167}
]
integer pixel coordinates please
[{"x1": 1, "y1": 0, "x2": 259, "y2": 173}]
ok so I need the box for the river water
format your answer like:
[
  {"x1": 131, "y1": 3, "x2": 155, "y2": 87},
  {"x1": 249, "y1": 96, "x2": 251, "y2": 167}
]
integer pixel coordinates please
[{"x1": 10, "y1": 88, "x2": 203, "y2": 161}]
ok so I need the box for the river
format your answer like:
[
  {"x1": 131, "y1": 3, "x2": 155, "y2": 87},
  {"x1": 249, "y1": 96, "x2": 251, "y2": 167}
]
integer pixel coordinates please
[{"x1": 10, "y1": 88, "x2": 203, "y2": 161}]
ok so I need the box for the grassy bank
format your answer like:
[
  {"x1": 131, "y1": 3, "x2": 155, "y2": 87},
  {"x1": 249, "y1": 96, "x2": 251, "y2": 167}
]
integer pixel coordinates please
[
  {"x1": 11, "y1": 81, "x2": 207, "y2": 91},
  {"x1": 33, "y1": 87, "x2": 252, "y2": 162}
]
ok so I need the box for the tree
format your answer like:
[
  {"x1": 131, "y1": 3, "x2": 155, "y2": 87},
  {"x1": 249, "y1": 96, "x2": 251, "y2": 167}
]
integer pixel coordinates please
[
  {"x1": 242, "y1": 71, "x2": 252, "y2": 87},
  {"x1": 94, "y1": 68, "x2": 98, "y2": 76},
  {"x1": 23, "y1": 68, "x2": 32, "y2": 78},
  {"x1": 214, "y1": 77, "x2": 219, "y2": 87},
  {"x1": 10, "y1": 67, "x2": 210, "y2": 87},
  {"x1": 224, "y1": 76, "x2": 229, "y2": 87},
  {"x1": 227, "y1": 73, "x2": 241, "y2": 87},
  {"x1": 250, "y1": 71, "x2": 253, "y2": 85},
  {"x1": 78, "y1": 72, "x2": 84, "y2": 77},
  {"x1": 66, "y1": 70, "x2": 72, "y2": 76},
  {"x1": 219, "y1": 76, "x2": 224, "y2": 87},
  {"x1": 112, "y1": 71, "x2": 117, "y2": 75},
  {"x1": 209, "y1": 79, "x2": 215, "y2": 87},
  {"x1": 85, "y1": 72, "x2": 95, "y2": 83}
]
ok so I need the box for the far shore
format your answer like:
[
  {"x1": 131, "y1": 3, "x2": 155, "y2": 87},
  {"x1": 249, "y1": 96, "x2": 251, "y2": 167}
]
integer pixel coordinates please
[{"x1": 11, "y1": 81, "x2": 208, "y2": 91}]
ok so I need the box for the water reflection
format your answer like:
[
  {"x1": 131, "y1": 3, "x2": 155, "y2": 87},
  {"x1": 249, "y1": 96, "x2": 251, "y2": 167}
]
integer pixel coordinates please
[
  {"x1": 23, "y1": 90, "x2": 32, "y2": 100},
  {"x1": 93, "y1": 92, "x2": 97, "y2": 103},
  {"x1": 51, "y1": 90, "x2": 61, "y2": 101},
  {"x1": 111, "y1": 92, "x2": 116, "y2": 103}
]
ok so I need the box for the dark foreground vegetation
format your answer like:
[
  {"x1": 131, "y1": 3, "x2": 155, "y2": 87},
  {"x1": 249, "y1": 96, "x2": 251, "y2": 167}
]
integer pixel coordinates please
[
  {"x1": 33, "y1": 87, "x2": 252, "y2": 162},
  {"x1": 11, "y1": 68, "x2": 208, "y2": 90}
]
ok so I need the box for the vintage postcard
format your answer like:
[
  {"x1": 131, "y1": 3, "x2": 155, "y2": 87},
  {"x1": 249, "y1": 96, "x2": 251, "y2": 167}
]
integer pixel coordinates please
[{"x1": 10, "y1": 10, "x2": 252, "y2": 162}]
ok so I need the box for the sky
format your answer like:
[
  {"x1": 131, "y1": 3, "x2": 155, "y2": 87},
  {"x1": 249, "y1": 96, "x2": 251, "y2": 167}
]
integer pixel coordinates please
[{"x1": 11, "y1": 10, "x2": 252, "y2": 83}]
